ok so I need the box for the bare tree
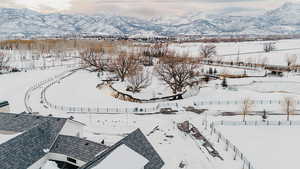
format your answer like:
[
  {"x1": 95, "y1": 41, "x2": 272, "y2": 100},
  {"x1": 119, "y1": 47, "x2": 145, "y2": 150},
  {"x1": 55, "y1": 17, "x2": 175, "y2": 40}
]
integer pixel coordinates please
[
  {"x1": 241, "y1": 98, "x2": 253, "y2": 122},
  {"x1": 155, "y1": 55, "x2": 201, "y2": 94},
  {"x1": 80, "y1": 47, "x2": 106, "y2": 72},
  {"x1": 127, "y1": 68, "x2": 152, "y2": 93},
  {"x1": 0, "y1": 52, "x2": 10, "y2": 71},
  {"x1": 263, "y1": 42, "x2": 276, "y2": 52},
  {"x1": 282, "y1": 97, "x2": 295, "y2": 121},
  {"x1": 286, "y1": 54, "x2": 297, "y2": 68},
  {"x1": 200, "y1": 45, "x2": 216, "y2": 59},
  {"x1": 143, "y1": 43, "x2": 169, "y2": 58},
  {"x1": 109, "y1": 51, "x2": 141, "y2": 81},
  {"x1": 141, "y1": 43, "x2": 169, "y2": 66}
]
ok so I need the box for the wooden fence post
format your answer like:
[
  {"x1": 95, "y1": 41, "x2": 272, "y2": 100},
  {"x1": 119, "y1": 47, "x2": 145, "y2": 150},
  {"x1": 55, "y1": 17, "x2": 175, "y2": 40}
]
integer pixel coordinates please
[
  {"x1": 234, "y1": 148, "x2": 237, "y2": 160},
  {"x1": 225, "y1": 140, "x2": 229, "y2": 151}
]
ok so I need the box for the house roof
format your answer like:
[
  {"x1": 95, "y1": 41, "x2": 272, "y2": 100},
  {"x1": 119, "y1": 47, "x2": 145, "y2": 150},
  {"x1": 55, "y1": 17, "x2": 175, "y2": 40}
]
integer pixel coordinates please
[
  {"x1": 0, "y1": 112, "x2": 110, "y2": 169},
  {"x1": 0, "y1": 119, "x2": 66, "y2": 169},
  {"x1": 91, "y1": 144, "x2": 149, "y2": 169},
  {"x1": 0, "y1": 112, "x2": 67, "y2": 132},
  {"x1": 50, "y1": 135, "x2": 108, "y2": 162},
  {"x1": 80, "y1": 129, "x2": 164, "y2": 169}
]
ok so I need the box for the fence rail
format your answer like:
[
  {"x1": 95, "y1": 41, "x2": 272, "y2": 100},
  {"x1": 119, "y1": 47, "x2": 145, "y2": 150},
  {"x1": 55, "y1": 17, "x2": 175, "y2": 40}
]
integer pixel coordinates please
[
  {"x1": 207, "y1": 119, "x2": 300, "y2": 169},
  {"x1": 212, "y1": 120, "x2": 300, "y2": 126},
  {"x1": 194, "y1": 99, "x2": 300, "y2": 107},
  {"x1": 209, "y1": 123, "x2": 256, "y2": 169},
  {"x1": 24, "y1": 69, "x2": 75, "y2": 113},
  {"x1": 39, "y1": 69, "x2": 164, "y2": 114}
]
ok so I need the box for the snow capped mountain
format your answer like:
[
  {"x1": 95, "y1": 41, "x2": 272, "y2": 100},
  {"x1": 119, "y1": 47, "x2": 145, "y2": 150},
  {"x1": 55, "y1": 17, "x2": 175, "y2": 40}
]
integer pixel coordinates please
[
  {"x1": 1, "y1": 3, "x2": 300, "y2": 37},
  {"x1": 263, "y1": 2, "x2": 300, "y2": 25}
]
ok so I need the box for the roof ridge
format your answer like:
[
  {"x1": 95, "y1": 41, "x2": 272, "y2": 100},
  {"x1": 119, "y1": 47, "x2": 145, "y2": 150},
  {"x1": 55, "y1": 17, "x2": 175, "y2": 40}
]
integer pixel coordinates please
[
  {"x1": 46, "y1": 120, "x2": 67, "y2": 152},
  {"x1": 79, "y1": 129, "x2": 143, "y2": 169}
]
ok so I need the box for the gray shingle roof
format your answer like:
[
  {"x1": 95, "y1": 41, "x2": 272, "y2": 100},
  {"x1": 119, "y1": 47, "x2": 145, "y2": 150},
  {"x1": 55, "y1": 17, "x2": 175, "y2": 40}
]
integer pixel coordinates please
[
  {"x1": 50, "y1": 135, "x2": 108, "y2": 162},
  {"x1": 0, "y1": 112, "x2": 66, "y2": 132},
  {"x1": 0, "y1": 119, "x2": 66, "y2": 169},
  {"x1": 80, "y1": 129, "x2": 164, "y2": 169}
]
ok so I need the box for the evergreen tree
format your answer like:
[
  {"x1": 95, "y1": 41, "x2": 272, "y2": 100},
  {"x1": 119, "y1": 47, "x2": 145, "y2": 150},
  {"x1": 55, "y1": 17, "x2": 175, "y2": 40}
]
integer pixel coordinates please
[
  {"x1": 208, "y1": 67, "x2": 213, "y2": 74},
  {"x1": 262, "y1": 109, "x2": 268, "y2": 121},
  {"x1": 214, "y1": 68, "x2": 217, "y2": 75},
  {"x1": 221, "y1": 78, "x2": 228, "y2": 88}
]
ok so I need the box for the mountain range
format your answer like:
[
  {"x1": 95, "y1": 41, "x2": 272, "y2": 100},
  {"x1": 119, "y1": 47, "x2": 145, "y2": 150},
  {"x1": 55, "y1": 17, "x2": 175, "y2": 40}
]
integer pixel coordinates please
[{"x1": 1, "y1": 2, "x2": 300, "y2": 37}]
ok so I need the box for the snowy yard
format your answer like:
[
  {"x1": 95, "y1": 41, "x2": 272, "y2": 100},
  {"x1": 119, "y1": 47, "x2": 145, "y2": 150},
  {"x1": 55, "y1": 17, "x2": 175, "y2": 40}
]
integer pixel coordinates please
[{"x1": 216, "y1": 125, "x2": 300, "y2": 169}]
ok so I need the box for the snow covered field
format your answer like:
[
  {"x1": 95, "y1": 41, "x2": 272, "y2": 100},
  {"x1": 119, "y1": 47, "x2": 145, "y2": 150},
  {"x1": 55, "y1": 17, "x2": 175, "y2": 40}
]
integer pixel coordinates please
[
  {"x1": 2, "y1": 38, "x2": 300, "y2": 169},
  {"x1": 0, "y1": 67, "x2": 68, "y2": 112},
  {"x1": 46, "y1": 70, "x2": 138, "y2": 108},
  {"x1": 216, "y1": 125, "x2": 300, "y2": 169},
  {"x1": 170, "y1": 39, "x2": 300, "y2": 66}
]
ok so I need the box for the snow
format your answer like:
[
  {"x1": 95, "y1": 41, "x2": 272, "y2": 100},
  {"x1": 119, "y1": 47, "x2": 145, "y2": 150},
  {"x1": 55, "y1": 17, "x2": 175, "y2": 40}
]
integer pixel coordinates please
[
  {"x1": 91, "y1": 144, "x2": 148, "y2": 169},
  {"x1": 1, "y1": 38, "x2": 300, "y2": 169},
  {"x1": 3, "y1": 3, "x2": 300, "y2": 37},
  {"x1": 0, "y1": 67, "x2": 68, "y2": 112},
  {"x1": 41, "y1": 161, "x2": 59, "y2": 169},
  {"x1": 46, "y1": 70, "x2": 143, "y2": 108},
  {"x1": 216, "y1": 125, "x2": 300, "y2": 169},
  {"x1": 0, "y1": 132, "x2": 21, "y2": 144},
  {"x1": 170, "y1": 39, "x2": 300, "y2": 66}
]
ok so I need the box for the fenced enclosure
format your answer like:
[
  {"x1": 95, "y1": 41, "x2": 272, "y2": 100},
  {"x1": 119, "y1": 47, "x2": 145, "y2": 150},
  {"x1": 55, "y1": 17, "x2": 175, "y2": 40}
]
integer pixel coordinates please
[
  {"x1": 35, "y1": 68, "x2": 162, "y2": 114},
  {"x1": 212, "y1": 120, "x2": 300, "y2": 126},
  {"x1": 206, "y1": 119, "x2": 300, "y2": 169},
  {"x1": 24, "y1": 69, "x2": 75, "y2": 113},
  {"x1": 194, "y1": 100, "x2": 300, "y2": 107},
  {"x1": 209, "y1": 123, "x2": 256, "y2": 169}
]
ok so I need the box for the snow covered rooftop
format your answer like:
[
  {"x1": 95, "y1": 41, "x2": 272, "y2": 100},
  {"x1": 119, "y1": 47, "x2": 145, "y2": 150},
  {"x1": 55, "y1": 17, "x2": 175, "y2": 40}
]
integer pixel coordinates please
[
  {"x1": 91, "y1": 144, "x2": 149, "y2": 169},
  {"x1": 80, "y1": 129, "x2": 164, "y2": 169}
]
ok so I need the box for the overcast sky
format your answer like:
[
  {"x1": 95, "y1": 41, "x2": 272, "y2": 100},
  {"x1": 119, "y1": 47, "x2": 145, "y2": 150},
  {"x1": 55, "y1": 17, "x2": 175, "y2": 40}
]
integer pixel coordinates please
[{"x1": 1, "y1": 0, "x2": 300, "y2": 18}]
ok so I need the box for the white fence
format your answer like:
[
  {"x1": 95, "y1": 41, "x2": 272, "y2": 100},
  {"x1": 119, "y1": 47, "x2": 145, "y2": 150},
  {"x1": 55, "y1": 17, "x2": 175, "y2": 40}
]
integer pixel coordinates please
[
  {"x1": 212, "y1": 120, "x2": 300, "y2": 126},
  {"x1": 24, "y1": 69, "x2": 78, "y2": 113},
  {"x1": 39, "y1": 69, "x2": 163, "y2": 114},
  {"x1": 194, "y1": 100, "x2": 300, "y2": 107},
  {"x1": 209, "y1": 123, "x2": 256, "y2": 169},
  {"x1": 207, "y1": 120, "x2": 300, "y2": 169}
]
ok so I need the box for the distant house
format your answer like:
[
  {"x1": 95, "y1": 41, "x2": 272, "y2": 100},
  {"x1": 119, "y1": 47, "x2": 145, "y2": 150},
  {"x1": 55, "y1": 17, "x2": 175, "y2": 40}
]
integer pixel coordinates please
[
  {"x1": 0, "y1": 101, "x2": 9, "y2": 113},
  {"x1": 0, "y1": 112, "x2": 164, "y2": 169}
]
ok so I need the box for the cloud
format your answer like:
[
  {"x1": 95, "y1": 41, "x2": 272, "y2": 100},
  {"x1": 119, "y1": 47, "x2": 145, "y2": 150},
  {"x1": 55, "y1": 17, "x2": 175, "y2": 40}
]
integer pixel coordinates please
[
  {"x1": 0, "y1": 0, "x2": 19, "y2": 8},
  {"x1": 1, "y1": 0, "x2": 300, "y2": 17},
  {"x1": 11, "y1": 0, "x2": 72, "y2": 12},
  {"x1": 66, "y1": 0, "x2": 287, "y2": 17}
]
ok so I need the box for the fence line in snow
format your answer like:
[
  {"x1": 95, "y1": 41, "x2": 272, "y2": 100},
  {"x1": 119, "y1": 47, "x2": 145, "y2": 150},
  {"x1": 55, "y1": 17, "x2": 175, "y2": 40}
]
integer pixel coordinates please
[
  {"x1": 209, "y1": 123, "x2": 256, "y2": 169},
  {"x1": 206, "y1": 119, "x2": 300, "y2": 169},
  {"x1": 24, "y1": 70, "x2": 72, "y2": 113},
  {"x1": 212, "y1": 120, "x2": 300, "y2": 126},
  {"x1": 20, "y1": 63, "x2": 81, "y2": 71},
  {"x1": 194, "y1": 99, "x2": 300, "y2": 107},
  {"x1": 40, "y1": 69, "x2": 164, "y2": 114}
]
